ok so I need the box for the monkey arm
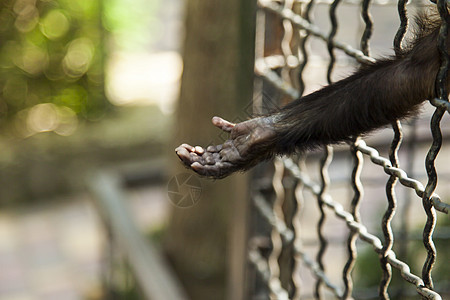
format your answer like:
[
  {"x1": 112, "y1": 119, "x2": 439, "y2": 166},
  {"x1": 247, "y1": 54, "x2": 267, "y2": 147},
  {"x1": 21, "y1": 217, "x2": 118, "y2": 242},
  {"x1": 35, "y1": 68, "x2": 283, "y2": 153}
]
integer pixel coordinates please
[
  {"x1": 176, "y1": 21, "x2": 446, "y2": 179},
  {"x1": 274, "y1": 52, "x2": 439, "y2": 153}
]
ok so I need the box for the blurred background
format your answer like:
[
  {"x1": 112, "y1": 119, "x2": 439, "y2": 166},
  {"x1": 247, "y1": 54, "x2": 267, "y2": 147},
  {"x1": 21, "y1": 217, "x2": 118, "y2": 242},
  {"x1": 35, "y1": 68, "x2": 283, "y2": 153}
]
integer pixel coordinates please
[
  {"x1": 0, "y1": 0, "x2": 184, "y2": 298},
  {"x1": 0, "y1": 0, "x2": 449, "y2": 299}
]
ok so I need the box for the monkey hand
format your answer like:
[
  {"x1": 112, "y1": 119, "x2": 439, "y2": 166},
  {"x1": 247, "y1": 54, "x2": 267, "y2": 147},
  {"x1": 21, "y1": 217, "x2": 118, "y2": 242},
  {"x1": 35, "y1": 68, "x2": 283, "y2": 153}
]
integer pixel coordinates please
[{"x1": 175, "y1": 116, "x2": 276, "y2": 179}]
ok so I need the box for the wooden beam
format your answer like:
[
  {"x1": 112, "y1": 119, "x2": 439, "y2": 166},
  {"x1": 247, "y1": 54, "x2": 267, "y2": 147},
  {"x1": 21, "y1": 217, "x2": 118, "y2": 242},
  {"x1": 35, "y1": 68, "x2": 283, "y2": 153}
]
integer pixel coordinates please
[{"x1": 87, "y1": 172, "x2": 188, "y2": 300}]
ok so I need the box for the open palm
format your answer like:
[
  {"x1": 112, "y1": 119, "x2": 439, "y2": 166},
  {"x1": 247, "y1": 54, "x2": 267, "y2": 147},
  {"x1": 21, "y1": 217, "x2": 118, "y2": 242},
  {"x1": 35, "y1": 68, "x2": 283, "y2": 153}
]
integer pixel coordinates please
[{"x1": 175, "y1": 116, "x2": 275, "y2": 179}]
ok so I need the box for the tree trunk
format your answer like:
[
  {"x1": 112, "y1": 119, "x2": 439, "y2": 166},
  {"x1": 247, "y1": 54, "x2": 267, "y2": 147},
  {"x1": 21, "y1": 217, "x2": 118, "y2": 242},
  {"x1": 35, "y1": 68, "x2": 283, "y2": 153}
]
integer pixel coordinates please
[{"x1": 164, "y1": 0, "x2": 256, "y2": 299}]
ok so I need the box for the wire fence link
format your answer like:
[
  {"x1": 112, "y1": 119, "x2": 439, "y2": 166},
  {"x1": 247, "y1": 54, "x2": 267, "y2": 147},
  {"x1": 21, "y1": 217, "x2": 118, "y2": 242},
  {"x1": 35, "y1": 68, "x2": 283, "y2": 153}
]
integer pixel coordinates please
[{"x1": 249, "y1": 0, "x2": 449, "y2": 298}]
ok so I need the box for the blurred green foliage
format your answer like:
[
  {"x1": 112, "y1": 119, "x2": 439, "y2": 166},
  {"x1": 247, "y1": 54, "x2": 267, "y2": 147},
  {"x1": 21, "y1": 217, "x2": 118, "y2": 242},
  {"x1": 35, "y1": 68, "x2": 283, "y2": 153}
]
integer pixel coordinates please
[
  {"x1": 103, "y1": 0, "x2": 161, "y2": 52},
  {"x1": 0, "y1": 0, "x2": 108, "y2": 136},
  {"x1": 0, "y1": 0, "x2": 163, "y2": 138}
]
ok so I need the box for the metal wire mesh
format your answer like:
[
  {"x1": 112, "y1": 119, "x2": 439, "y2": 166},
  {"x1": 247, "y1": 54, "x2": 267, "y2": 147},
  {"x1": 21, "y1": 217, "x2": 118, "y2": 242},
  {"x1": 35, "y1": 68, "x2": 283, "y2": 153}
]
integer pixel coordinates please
[{"x1": 249, "y1": 0, "x2": 450, "y2": 299}]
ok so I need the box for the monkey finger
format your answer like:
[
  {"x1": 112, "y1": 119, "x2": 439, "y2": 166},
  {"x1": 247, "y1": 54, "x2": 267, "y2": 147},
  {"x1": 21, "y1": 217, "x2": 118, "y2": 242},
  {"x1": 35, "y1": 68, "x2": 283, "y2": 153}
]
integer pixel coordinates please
[
  {"x1": 206, "y1": 145, "x2": 217, "y2": 152},
  {"x1": 206, "y1": 144, "x2": 223, "y2": 153},
  {"x1": 175, "y1": 146, "x2": 204, "y2": 165},
  {"x1": 212, "y1": 116, "x2": 235, "y2": 132},
  {"x1": 191, "y1": 161, "x2": 236, "y2": 178},
  {"x1": 175, "y1": 147, "x2": 192, "y2": 164},
  {"x1": 194, "y1": 146, "x2": 205, "y2": 154},
  {"x1": 176, "y1": 143, "x2": 195, "y2": 152}
]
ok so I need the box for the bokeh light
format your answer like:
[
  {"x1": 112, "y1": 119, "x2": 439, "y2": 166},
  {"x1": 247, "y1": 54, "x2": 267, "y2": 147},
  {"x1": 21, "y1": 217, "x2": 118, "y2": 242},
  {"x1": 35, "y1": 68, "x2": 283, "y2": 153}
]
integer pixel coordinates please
[
  {"x1": 27, "y1": 102, "x2": 59, "y2": 132},
  {"x1": 63, "y1": 38, "x2": 94, "y2": 78},
  {"x1": 40, "y1": 9, "x2": 70, "y2": 40},
  {"x1": 20, "y1": 43, "x2": 49, "y2": 75},
  {"x1": 0, "y1": 0, "x2": 108, "y2": 128},
  {"x1": 25, "y1": 103, "x2": 78, "y2": 136},
  {"x1": 13, "y1": 0, "x2": 39, "y2": 33}
]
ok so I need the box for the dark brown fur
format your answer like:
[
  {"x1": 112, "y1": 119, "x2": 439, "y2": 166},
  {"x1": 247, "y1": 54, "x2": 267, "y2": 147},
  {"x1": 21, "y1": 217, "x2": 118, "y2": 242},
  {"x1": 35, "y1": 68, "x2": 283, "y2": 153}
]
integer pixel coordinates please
[{"x1": 273, "y1": 12, "x2": 447, "y2": 154}]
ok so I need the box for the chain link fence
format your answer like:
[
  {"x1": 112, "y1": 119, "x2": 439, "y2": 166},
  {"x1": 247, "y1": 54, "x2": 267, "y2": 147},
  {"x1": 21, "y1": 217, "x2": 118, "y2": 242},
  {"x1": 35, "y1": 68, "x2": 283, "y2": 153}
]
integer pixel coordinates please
[{"x1": 248, "y1": 0, "x2": 450, "y2": 299}]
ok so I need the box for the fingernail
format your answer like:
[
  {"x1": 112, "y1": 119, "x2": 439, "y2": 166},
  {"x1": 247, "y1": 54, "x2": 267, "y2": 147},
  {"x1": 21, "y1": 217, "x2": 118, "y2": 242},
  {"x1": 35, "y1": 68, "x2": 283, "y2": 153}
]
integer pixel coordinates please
[
  {"x1": 191, "y1": 162, "x2": 201, "y2": 170},
  {"x1": 195, "y1": 146, "x2": 204, "y2": 154}
]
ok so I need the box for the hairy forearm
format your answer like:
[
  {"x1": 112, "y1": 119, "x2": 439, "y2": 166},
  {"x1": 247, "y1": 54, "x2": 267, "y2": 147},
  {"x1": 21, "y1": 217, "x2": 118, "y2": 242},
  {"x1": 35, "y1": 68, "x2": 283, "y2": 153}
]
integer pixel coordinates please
[{"x1": 272, "y1": 20, "x2": 446, "y2": 154}]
